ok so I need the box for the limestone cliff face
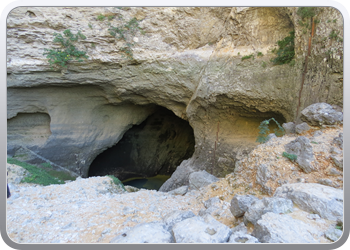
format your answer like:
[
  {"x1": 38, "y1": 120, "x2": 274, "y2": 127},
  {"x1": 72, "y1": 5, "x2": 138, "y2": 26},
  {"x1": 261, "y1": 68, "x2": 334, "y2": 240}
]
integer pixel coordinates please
[{"x1": 6, "y1": 7, "x2": 343, "y2": 186}]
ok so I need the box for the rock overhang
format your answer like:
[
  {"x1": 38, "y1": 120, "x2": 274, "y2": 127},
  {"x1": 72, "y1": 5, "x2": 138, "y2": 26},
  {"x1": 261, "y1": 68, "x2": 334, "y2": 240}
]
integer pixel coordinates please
[{"x1": 6, "y1": 6, "x2": 343, "y2": 184}]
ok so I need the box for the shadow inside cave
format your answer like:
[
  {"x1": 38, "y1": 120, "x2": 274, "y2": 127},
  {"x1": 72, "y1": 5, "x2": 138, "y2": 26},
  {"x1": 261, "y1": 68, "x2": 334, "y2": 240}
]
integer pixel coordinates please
[{"x1": 87, "y1": 106, "x2": 195, "y2": 190}]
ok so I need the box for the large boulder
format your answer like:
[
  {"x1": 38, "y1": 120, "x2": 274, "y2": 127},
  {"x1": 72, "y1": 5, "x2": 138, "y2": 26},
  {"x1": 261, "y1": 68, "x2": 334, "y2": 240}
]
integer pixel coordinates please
[
  {"x1": 255, "y1": 164, "x2": 273, "y2": 195},
  {"x1": 284, "y1": 136, "x2": 316, "y2": 173},
  {"x1": 244, "y1": 197, "x2": 293, "y2": 225},
  {"x1": 230, "y1": 195, "x2": 259, "y2": 217},
  {"x1": 252, "y1": 212, "x2": 321, "y2": 243},
  {"x1": 172, "y1": 214, "x2": 232, "y2": 243},
  {"x1": 282, "y1": 122, "x2": 296, "y2": 134},
  {"x1": 295, "y1": 122, "x2": 311, "y2": 134},
  {"x1": 300, "y1": 103, "x2": 343, "y2": 126},
  {"x1": 159, "y1": 159, "x2": 195, "y2": 192},
  {"x1": 162, "y1": 210, "x2": 195, "y2": 231},
  {"x1": 273, "y1": 183, "x2": 343, "y2": 221},
  {"x1": 188, "y1": 170, "x2": 219, "y2": 190},
  {"x1": 199, "y1": 197, "x2": 231, "y2": 219}
]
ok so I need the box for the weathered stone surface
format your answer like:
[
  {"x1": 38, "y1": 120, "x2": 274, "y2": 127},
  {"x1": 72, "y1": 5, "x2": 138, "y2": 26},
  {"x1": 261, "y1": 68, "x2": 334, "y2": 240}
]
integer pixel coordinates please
[
  {"x1": 230, "y1": 195, "x2": 259, "y2": 217},
  {"x1": 244, "y1": 197, "x2": 293, "y2": 225},
  {"x1": 109, "y1": 222, "x2": 174, "y2": 243},
  {"x1": 255, "y1": 164, "x2": 273, "y2": 195},
  {"x1": 313, "y1": 130, "x2": 323, "y2": 137},
  {"x1": 168, "y1": 186, "x2": 188, "y2": 196},
  {"x1": 199, "y1": 197, "x2": 231, "y2": 219},
  {"x1": 274, "y1": 183, "x2": 343, "y2": 221},
  {"x1": 324, "y1": 227, "x2": 343, "y2": 242},
  {"x1": 300, "y1": 103, "x2": 343, "y2": 126},
  {"x1": 317, "y1": 179, "x2": 333, "y2": 187},
  {"x1": 295, "y1": 122, "x2": 310, "y2": 134},
  {"x1": 331, "y1": 155, "x2": 343, "y2": 169},
  {"x1": 230, "y1": 222, "x2": 248, "y2": 235},
  {"x1": 333, "y1": 133, "x2": 343, "y2": 149},
  {"x1": 282, "y1": 122, "x2": 296, "y2": 134},
  {"x1": 204, "y1": 197, "x2": 221, "y2": 209},
  {"x1": 252, "y1": 212, "x2": 320, "y2": 243},
  {"x1": 228, "y1": 231, "x2": 260, "y2": 243},
  {"x1": 172, "y1": 214, "x2": 231, "y2": 243},
  {"x1": 328, "y1": 168, "x2": 342, "y2": 176},
  {"x1": 162, "y1": 210, "x2": 195, "y2": 231},
  {"x1": 284, "y1": 136, "x2": 316, "y2": 173},
  {"x1": 330, "y1": 146, "x2": 342, "y2": 155},
  {"x1": 188, "y1": 170, "x2": 219, "y2": 190}
]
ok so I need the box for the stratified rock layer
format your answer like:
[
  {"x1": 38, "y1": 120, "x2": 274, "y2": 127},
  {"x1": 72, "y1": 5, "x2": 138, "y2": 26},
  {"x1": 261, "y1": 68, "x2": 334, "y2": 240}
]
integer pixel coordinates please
[{"x1": 7, "y1": 7, "x2": 343, "y2": 185}]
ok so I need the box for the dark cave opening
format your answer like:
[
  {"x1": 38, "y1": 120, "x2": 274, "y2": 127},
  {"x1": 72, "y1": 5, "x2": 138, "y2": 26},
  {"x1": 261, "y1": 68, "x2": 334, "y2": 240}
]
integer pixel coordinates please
[{"x1": 88, "y1": 106, "x2": 195, "y2": 189}]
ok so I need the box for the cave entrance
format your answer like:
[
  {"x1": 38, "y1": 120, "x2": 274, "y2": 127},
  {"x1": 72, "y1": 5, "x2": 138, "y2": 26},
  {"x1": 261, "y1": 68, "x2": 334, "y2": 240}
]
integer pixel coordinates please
[{"x1": 88, "y1": 106, "x2": 195, "y2": 190}]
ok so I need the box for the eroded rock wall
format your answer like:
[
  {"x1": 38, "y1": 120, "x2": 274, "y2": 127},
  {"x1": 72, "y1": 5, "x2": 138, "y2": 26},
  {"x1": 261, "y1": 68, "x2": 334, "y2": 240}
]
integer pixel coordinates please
[{"x1": 6, "y1": 7, "x2": 343, "y2": 184}]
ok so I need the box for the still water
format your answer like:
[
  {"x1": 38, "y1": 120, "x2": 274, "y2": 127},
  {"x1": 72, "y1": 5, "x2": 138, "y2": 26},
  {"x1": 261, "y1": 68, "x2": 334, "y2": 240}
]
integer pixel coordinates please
[{"x1": 122, "y1": 175, "x2": 170, "y2": 191}]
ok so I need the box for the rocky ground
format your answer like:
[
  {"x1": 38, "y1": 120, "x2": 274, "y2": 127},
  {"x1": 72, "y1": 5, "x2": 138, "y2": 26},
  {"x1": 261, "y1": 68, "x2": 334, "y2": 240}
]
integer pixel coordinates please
[
  {"x1": 7, "y1": 125, "x2": 343, "y2": 243},
  {"x1": 6, "y1": 171, "x2": 205, "y2": 243}
]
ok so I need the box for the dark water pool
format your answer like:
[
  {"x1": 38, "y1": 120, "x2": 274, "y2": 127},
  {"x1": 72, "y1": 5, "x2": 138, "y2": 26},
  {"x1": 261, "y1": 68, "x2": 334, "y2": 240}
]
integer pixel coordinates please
[{"x1": 122, "y1": 175, "x2": 170, "y2": 191}]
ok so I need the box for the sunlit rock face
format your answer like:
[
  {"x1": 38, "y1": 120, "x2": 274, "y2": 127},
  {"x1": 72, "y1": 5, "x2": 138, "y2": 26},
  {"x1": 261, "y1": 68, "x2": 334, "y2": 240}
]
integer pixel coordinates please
[{"x1": 7, "y1": 7, "x2": 343, "y2": 186}]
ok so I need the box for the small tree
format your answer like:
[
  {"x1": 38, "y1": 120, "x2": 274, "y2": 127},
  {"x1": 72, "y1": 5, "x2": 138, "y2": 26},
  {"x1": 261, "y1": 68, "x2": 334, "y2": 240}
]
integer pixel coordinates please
[
  {"x1": 271, "y1": 31, "x2": 295, "y2": 65},
  {"x1": 256, "y1": 118, "x2": 285, "y2": 143}
]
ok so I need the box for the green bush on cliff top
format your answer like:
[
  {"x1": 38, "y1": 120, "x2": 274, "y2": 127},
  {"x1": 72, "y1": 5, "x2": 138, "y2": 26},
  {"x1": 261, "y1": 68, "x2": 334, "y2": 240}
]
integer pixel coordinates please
[{"x1": 43, "y1": 29, "x2": 88, "y2": 69}]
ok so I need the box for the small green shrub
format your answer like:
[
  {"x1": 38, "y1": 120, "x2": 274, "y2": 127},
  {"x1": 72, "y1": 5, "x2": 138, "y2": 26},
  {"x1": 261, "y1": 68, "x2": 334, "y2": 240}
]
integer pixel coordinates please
[
  {"x1": 43, "y1": 29, "x2": 88, "y2": 69},
  {"x1": 256, "y1": 118, "x2": 285, "y2": 144},
  {"x1": 329, "y1": 29, "x2": 342, "y2": 42},
  {"x1": 271, "y1": 31, "x2": 295, "y2": 65},
  {"x1": 97, "y1": 14, "x2": 106, "y2": 21},
  {"x1": 261, "y1": 61, "x2": 267, "y2": 68},
  {"x1": 107, "y1": 15, "x2": 116, "y2": 21},
  {"x1": 108, "y1": 17, "x2": 144, "y2": 59},
  {"x1": 297, "y1": 7, "x2": 316, "y2": 20},
  {"x1": 241, "y1": 54, "x2": 254, "y2": 61},
  {"x1": 257, "y1": 51, "x2": 263, "y2": 57},
  {"x1": 282, "y1": 152, "x2": 298, "y2": 162},
  {"x1": 329, "y1": 29, "x2": 339, "y2": 39}
]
